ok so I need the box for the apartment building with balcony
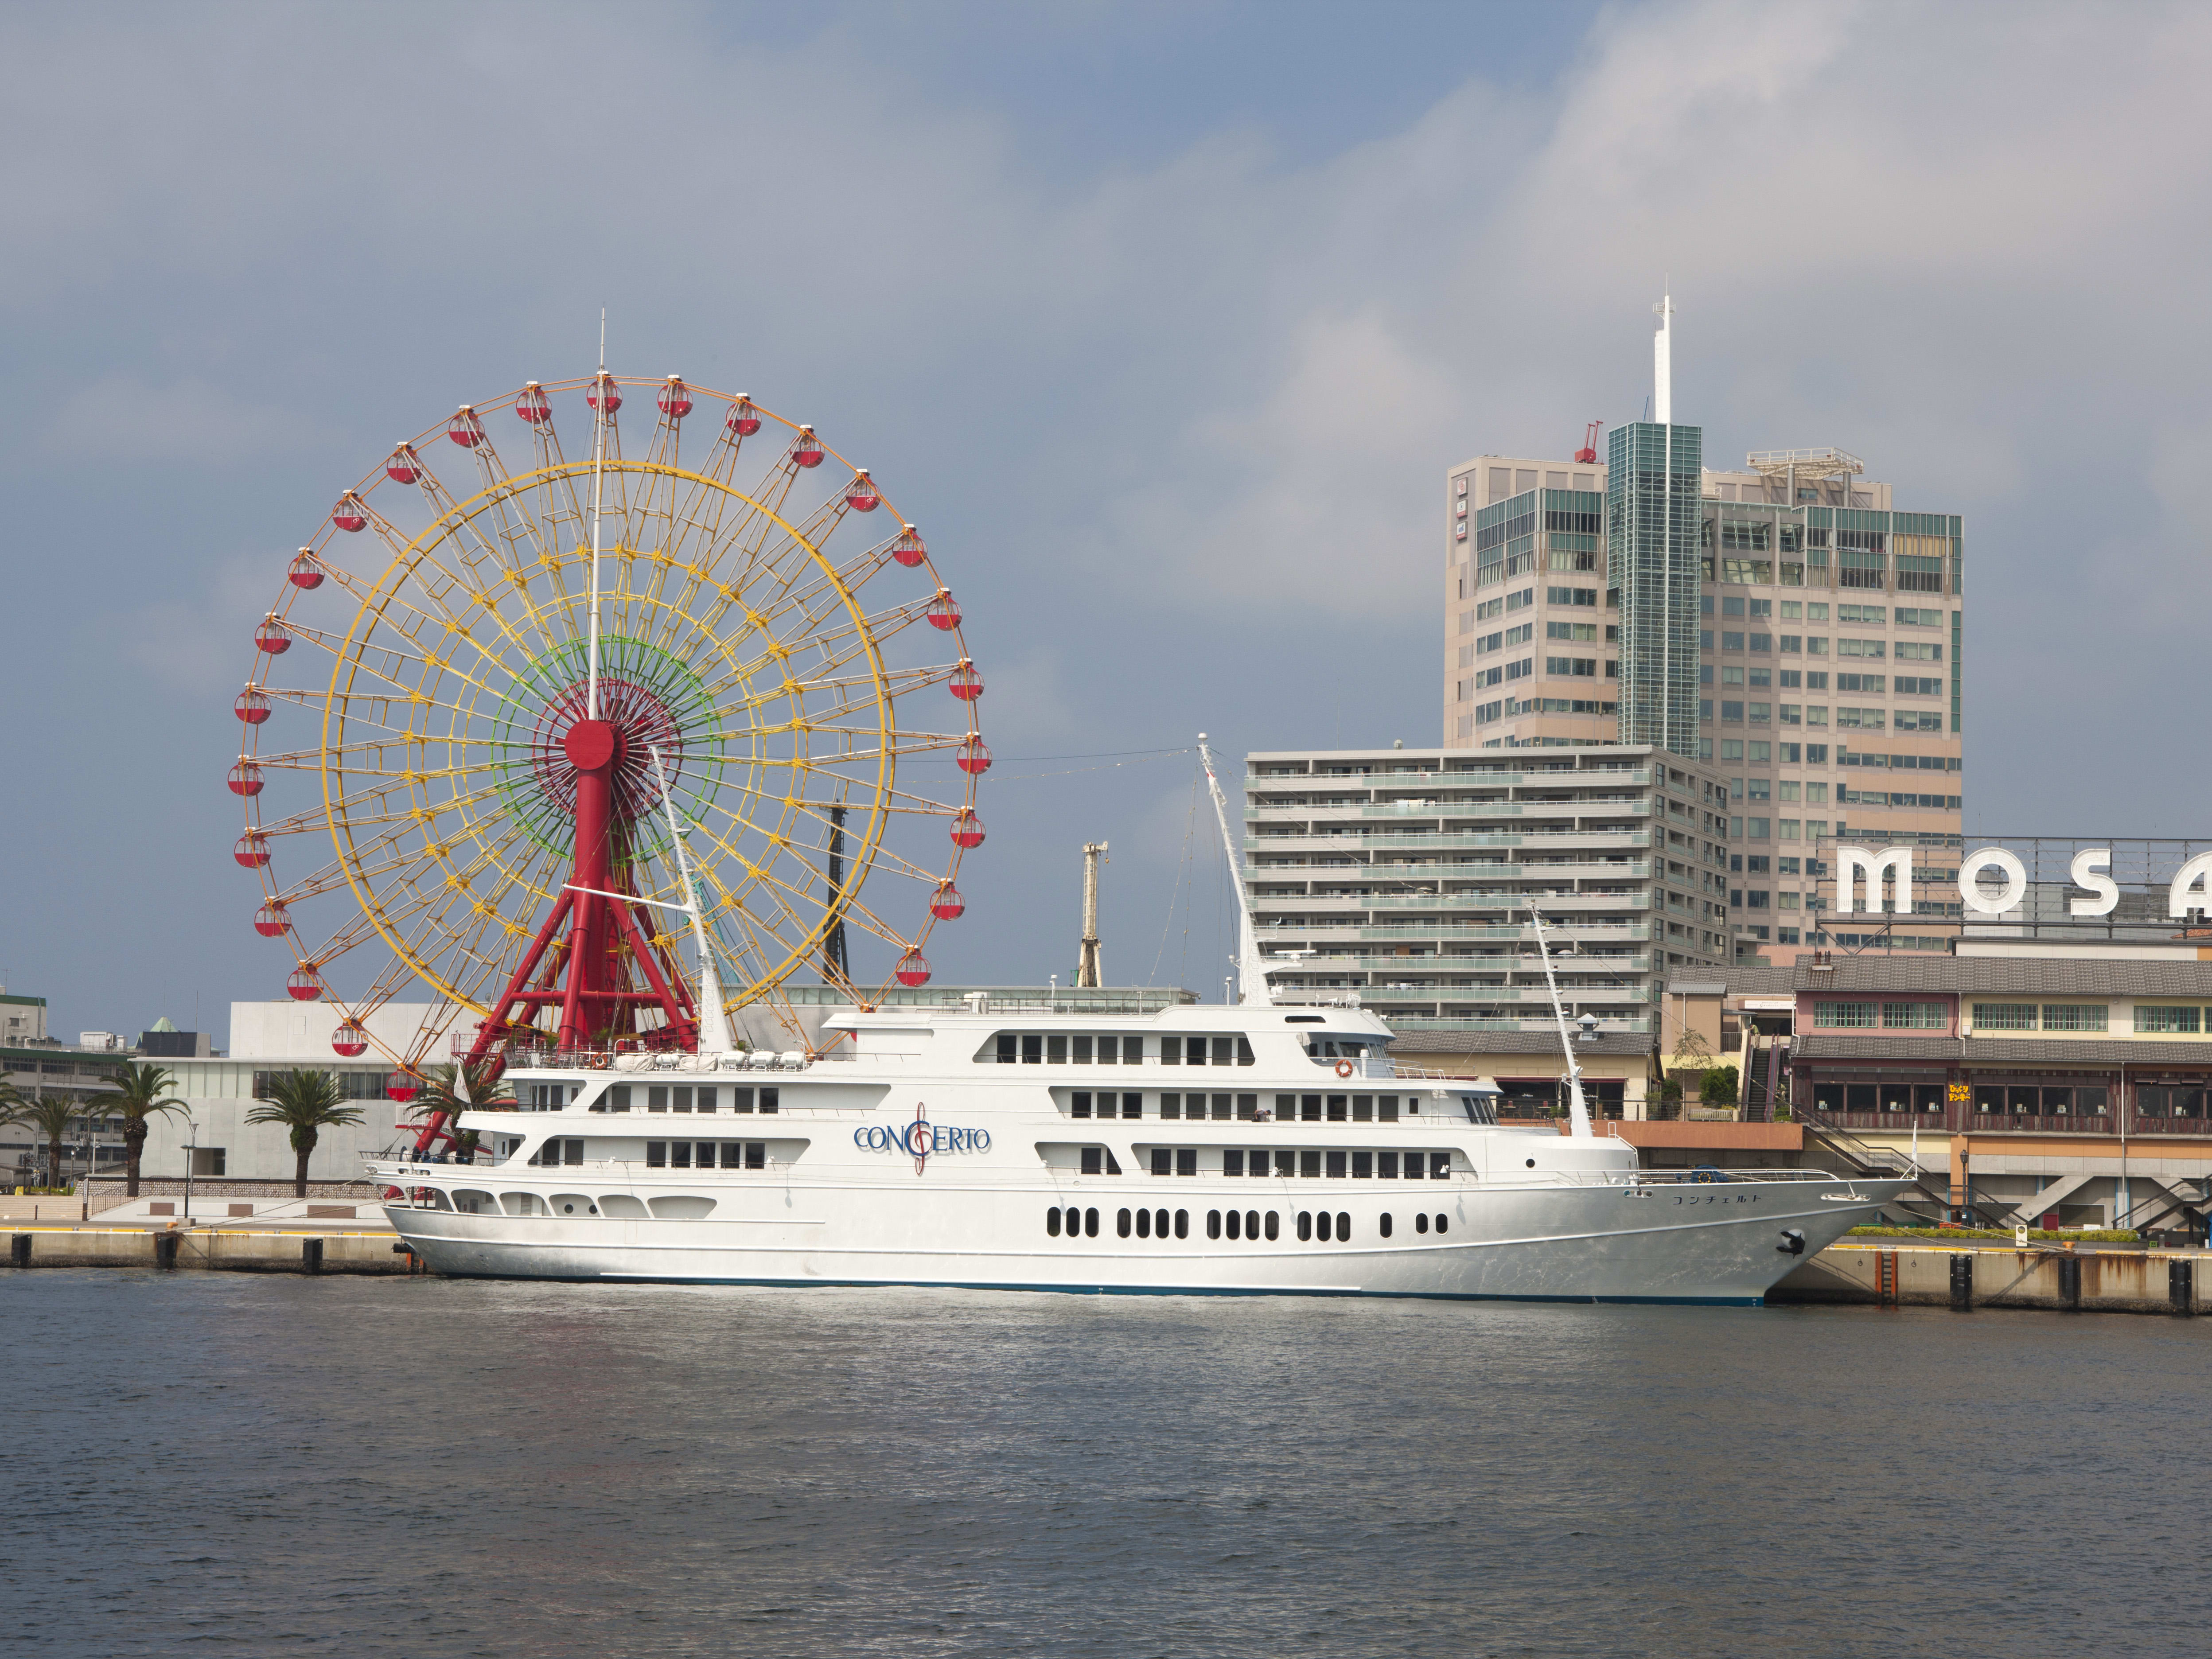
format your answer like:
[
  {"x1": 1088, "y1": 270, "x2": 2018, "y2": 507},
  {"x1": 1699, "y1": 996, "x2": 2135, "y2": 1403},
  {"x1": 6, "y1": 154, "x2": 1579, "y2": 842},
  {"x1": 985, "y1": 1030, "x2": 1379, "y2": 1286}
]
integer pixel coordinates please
[
  {"x1": 1442, "y1": 440, "x2": 1963, "y2": 963},
  {"x1": 1242, "y1": 744, "x2": 1731, "y2": 1081}
]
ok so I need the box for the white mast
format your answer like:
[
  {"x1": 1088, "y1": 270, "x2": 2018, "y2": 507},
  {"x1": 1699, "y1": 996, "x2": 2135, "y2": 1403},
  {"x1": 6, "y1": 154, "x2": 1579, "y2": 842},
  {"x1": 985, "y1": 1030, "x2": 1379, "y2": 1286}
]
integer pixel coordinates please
[
  {"x1": 1528, "y1": 903, "x2": 1594, "y2": 1140},
  {"x1": 1652, "y1": 286, "x2": 1674, "y2": 425},
  {"x1": 587, "y1": 309, "x2": 607, "y2": 719},
  {"x1": 1196, "y1": 735, "x2": 1273, "y2": 1007}
]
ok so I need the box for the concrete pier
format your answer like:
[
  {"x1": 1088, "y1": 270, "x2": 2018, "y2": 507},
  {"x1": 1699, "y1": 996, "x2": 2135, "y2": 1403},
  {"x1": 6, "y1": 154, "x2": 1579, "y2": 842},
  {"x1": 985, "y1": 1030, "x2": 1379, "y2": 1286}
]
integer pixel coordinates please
[
  {"x1": 1774, "y1": 1241, "x2": 2208, "y2": 1314},
  {"x1": 6, "y1": 1223, "x2": 417, "y2": 1274}
]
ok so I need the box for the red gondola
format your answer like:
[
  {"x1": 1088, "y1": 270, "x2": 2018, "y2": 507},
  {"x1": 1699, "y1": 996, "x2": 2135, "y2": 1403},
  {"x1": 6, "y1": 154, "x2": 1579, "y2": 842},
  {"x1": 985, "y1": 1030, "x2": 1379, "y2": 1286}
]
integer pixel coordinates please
[
  {"x1": 331, "y1": 1020, "x2": 369, "y2": 1057},
  {"x1": 331, "y1": 494, "x2": 368, "y2": 532},
  {"x1": 892, "y1": 525, "x2": 927, "y2": 567},
  {"x1": 588, "y1": 374, "x2": 623, "y2": 414},
  {"x1": 658, "y1": 376, "x2": 693, "y2": 419},
  {"x1": 255, "y1": 616, "x2": 292, "y2": 655},
  {"x1": 287, "y1": 966, "x2": 324, "y2": 1001},
  {"x1": 386, "y1": 444, "x2": 424, "y2": 483},
  {"x1": 227, "y1": 760, "x2": 265, "y2": 797},
  {"x1": 255, "y1": 903, "x2": 291, "y2": 937},
  {"x1": 846, "y1": 470, "x2": 880, "y2": 512},
  {"x1": 386, "y1": 1071, "x2": 419, "y2": 1104},
  {"x1": 955, "y1": 736, "x2": 991, "y2": 775},
  {"x1": 447, "y1": 406, "x2": 487, "y2": 448},
  {"x1": 895, "y1": 949, "x2": 931, "y2": 988},
  {"x1": 950, "y1": 809, "x2": 985, "y2": 849},
  {"x1": 927, "y1": 590, "x2": 961, "y2": 631},
  {"x1": 791, "y1": 426, "x2": 825, "y2": 468},
  {"x1": 234, "y1": 689, "x2": 272, "y2": 724},
  {"x1": 234, "y1": 833, "x2": 269, "y2": 868},
  {"x1": 515, "y1": 383, "x2": 553, "y2": 424},
  {"x1": 930, "y1": 882, "x2": 965, "y2": 920},
  {"x1": 948, "y1": 660, "x2": 983, "y2": 701},
  {"x1": 288, "y1": 549, "x2": 323, "y2": 589},
  {"x1": 728, "y1": 397, "x2": 762, "y2": 436}
]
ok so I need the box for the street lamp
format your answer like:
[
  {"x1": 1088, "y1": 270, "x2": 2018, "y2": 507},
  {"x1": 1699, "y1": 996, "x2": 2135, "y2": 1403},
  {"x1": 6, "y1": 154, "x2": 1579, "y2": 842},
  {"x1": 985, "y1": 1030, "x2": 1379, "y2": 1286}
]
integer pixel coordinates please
[{"x1": 181, "y1": 1106, "x2": 197, "y2": 1222}]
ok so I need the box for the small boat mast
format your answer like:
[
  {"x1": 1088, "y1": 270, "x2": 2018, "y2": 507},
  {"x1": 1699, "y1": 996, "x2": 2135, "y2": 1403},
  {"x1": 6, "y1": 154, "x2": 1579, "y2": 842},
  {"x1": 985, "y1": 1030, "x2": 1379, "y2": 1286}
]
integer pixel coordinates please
[
  {"x1": 1527, "y1": 903, "x2": 1595, "y2": 1140},
  {"x1": 1197, "y1": 734, "x2": 1274, "y2": 1008}
]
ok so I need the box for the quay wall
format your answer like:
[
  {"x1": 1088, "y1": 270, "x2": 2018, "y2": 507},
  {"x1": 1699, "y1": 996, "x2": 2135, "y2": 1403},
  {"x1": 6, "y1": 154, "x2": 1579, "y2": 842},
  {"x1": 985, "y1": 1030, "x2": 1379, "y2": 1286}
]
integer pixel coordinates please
[
  {"x1": 6, "y1": 1227, "x2": 418, "y2": 1275},
  {"x1": 1773, "y1": 1242, "x2": 2210, "y2": 1315}
]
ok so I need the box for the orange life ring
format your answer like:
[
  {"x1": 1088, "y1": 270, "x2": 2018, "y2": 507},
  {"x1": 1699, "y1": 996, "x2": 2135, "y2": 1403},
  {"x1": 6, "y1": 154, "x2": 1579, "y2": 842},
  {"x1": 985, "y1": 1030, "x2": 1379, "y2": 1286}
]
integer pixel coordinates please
[{"x1": 1335, "y1": 1059, "x2": 1354, "y2": 1079}]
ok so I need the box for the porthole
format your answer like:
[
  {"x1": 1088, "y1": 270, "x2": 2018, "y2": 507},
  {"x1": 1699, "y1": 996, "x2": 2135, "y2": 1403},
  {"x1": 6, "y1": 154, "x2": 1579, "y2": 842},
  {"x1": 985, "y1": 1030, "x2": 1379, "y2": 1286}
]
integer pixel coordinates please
[
  {"x1": 1048, "y1": 1207, "x2": 1062, "y2": 1238},
  {"x1": 1207, "y1": 1209, "x2": 1222, "y2": 1241},
  {"x1": 1525, "y1": 1157, "x2": 1536, "y2": 1168},
  {"x1": 1085, "y1": 1207, "x2": 1099, "y2": 1238},
  {"x1": 1316, "y1": 1211, "x2": 1332, "y2": 1242},
  {"x1": 1416, "y1": 1213, "x2": 1429, "y2": 1234},
  {"x1": 1136, "y1": 1207, "x2": 1151, "y2": 1238},
  {"x1": 1225, "y1": 1210, "x2": 1241, "y2": 1240},
  {"x1": 1117, "y1": 1207, "x2": 1132, "y2": 1238},
  {"x1": 1265, "y1": 1211, "x2": 1280, "y2": 1241},
  {"x1": 1175, "y1": 1209, "x2": 1190, "y2": 1240},
  {"x1": 1338, "y1": 1211, "x2": 1351, "y2": 1240},
  {"x1": 1297, "y1": 1211, "x2": 1313, "y2": 1242},
  {"x1": 1380, "y1": 1212, "x2": 1393, "y2": 1238},
  {"x1": 1155, "y1": 1208, "x2": 1170, "y2": 1238},
  {"x1": 1248, "y1": 1210, "x2": 1261, "y2": 1240},
  {"x1": 1436, "y1": 1214, "x2": 1449, "y2": 1234}
]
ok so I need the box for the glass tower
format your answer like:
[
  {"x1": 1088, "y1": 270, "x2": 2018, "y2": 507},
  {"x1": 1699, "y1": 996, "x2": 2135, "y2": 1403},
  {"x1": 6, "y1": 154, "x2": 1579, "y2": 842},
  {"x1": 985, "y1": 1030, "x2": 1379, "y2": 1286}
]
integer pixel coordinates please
[{"x1": 1608, "y1": 421, "x2": 1703, "y2": 753}]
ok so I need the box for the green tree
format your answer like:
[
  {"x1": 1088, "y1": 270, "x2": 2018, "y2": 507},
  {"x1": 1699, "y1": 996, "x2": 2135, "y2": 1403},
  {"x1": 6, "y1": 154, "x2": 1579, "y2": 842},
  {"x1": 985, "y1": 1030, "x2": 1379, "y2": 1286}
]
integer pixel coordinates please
[
  {"x1": 1699, "y1": 1064, "x2": 1740, "y2": 1108},
  {"x1": 246, "y1": 1071, "x2": 365, "y2": 1197},
  {"x1": 404, "y1": 1061, "x2": 515, "y2": 1161},
  {"x1": 0, "y1": 1088, "x2": 87, "y2": 1189},
  {"x1": 107, "y1": 1062, "x2": 191, "y2": 1196}
]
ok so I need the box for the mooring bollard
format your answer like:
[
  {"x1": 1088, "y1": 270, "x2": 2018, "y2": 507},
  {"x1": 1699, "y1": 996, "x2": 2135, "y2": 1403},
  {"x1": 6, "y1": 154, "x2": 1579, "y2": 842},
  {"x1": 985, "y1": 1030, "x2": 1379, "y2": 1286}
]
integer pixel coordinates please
[
  {"x1": 153, "y1": 1231, "x2": 180, "y2": 1270},
  {"x1": 301, "y1": 1237, "x2": 324, "y2": 1275},
  {"x1": 10, "y1": 1234, "x2": 29, "y2": 1269},
  {"x1": 1949, "y1": 1252, "x2": 1974, "y2": 1310},
  {"x1": 2170, "y1": 1258, "x2": 2195, "y2": 1316},
  {"x1": 2058, "y1": 1254, "x2": 2082, "y2": 1309}
]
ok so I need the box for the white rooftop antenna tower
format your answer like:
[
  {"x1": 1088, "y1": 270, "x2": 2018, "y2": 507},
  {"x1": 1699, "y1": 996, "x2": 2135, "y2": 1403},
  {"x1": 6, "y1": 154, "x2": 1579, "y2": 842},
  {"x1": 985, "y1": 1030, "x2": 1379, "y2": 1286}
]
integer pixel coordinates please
[{"x1": 1652, "y1": 285, "x2": 1675, "y2": 425}]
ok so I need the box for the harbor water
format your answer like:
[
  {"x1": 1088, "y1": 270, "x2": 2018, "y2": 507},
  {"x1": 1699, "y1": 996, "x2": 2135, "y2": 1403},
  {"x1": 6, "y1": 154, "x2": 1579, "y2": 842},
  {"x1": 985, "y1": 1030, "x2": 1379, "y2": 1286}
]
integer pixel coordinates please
[{"x1": 7, "y1": 1272, "x2": 2208, "y2": 1657}]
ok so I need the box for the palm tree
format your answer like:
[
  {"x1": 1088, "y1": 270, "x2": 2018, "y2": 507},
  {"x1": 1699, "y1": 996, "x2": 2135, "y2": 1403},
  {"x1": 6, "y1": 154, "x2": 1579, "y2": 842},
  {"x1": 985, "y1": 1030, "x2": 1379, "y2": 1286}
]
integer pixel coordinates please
[
  {"x1": 246, "y1": 1070, "x2": 366, "y2": 1197},
  {"x1": 107, "y1": 1062, "x2": 191, "y2": 1196},
  {"x1": 404, "y1": 1061, "x2": 514, "y2": 1162},
  {"x1": 0, "y1": 1088, "x2": 88, "y2": 1191}
]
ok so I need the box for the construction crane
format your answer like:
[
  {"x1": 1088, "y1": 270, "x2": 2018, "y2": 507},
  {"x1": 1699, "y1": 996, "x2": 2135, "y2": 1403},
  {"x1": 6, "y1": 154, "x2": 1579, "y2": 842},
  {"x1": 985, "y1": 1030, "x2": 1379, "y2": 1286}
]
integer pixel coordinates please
[
  {"x1": 1076, "y1": 841, "x2": 1108, "y2": 988},
  {"x1": 1574, "y1": 421, "x2": 1603, "y2": 465}
]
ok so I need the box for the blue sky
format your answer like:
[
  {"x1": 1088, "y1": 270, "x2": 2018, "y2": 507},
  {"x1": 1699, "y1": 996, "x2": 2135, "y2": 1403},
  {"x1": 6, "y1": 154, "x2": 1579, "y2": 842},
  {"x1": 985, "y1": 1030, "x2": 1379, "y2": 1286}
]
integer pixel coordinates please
[{"x1": 5, "y1": 0, "x2": 2210, "y2": 1042}]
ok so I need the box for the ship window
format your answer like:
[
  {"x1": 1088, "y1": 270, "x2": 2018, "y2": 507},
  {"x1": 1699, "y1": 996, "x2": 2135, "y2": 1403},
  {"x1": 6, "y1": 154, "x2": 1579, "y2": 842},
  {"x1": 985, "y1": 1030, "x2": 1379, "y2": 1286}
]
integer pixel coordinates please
[
  {"x1": 1352, "y1": 1094, "x2": 1373, "y2": 1122},
  {"x1": 1072, "y1": 1091, "x2": 1092, "y2": 1118},
  {"x1": 1436, "y1": 1214, "x2": 1449, "y2": 1234},
  {"x1": 1237, "y1": 1037, "x2": 1255, "y2": 1066},
  {"x1": 1415, "y1": 1212, "x2": 1429, "y2": 1233},
  {"x1": 1380, "y1": 1212, "x2": 1393, "y2": 1238},
  {"x1": 564, "y1": 1140, "x2": 581, "y2": 1165},
  {"x1": 1173, "y1": 1209, "x2": 1188, "y2": 1239},
  {"x1": 1184, "y1": 1037, "x2": 1207, "y2": 1066},
  {"x1": 1225, "y1": 1209, "x2": 1240, "y2": 1239},
  {"x1": 648, "y1": 1087, "x2": 668, "y2": 1112},
  {"x1": 671, "y1": 1142, "x2": 692, "y2": 1168},
  {"x1": 746, "y1": 1143, "x2": 765, "y2": 1170},
  {"x1": 1118, "y1": 1208, "x2": 1133, "y2": 1238},
  {"x1": 1337, "y1": 1211, "x2": 1351, "y2": 1241},
  {"x1": 1149, "y1": 1208, "x2": 1165, "y2": 1238},
  {"x1": 698, "y1": 1087, "x2": 719, "y2": 1113},
  {"x1": 1352, "y1": 1152, "x2": 1372, "y2": 1179},
  {"x1": 1081, "y1": 1148, "x2": 1103, "y2": 1175},
  {"x1": 1136, "y1": 1207, "x2": 1151, "y2": 1238},
  {"x1": 1119, "y1": 1092, "x2": 1142, "y2": 1120},
  {"x1": 731, "y1": 1088, "x2": 754, "y2": 1113},
  {"x1": 673, "y1": 1087, "x2": 691, "y2": 1113},
  {"x1": 1317, "y1": 1211, "x2": 1333, "y2": 1242},
  {"x1": 1022, "y1": 1035, "x2": 1043, "y2": 1064},
  {"x1": 997, "y1": 1034, "x2": 1016, "y2": 1063},
  {"x1": 1237, "y1": 1093, "x2": 1258, "y2": 1121},
  {"x1": 1379, "y1": 1095, "x2": 1400, "y2": 1122},
  {"x1": 1404, "y1": 1153, "x2": 1424, "y2": 1181},
  {"x1": 1047, "y1": 1035, "x2": 1067, "y2": 1063},
  {"x1": 760, "y1": 1088, "x2": 778, "y2": 1114},
  {"x1": 608, "y1": 1085, "x2": 631, "y2": 1112},
  {"x1": 1431, "y1": 1153, "x2": 1452, "y2": 1180},
  {"x1": 1161, "y1": 1038, "x2": 1178, "y2": 1066},
  {"x1": 1379, "y1": 1152, "x2": 1399, "y2": 1178},
  {"x1": 1084, "y1": 1207, "x2": 1099, "y2": 1237},
  {"x1": 1325, "y1": 1151, "x2": 1347, "y2": 1179},
  {"x1": 1074, "y1": 1036, "x2": 1092, "y2": 1064},
  {"x1": 646, "y1": 1141, "x2": 667, "y2": 1168},
  {"x1": 1161, "y1": 1092, "x2": 1181, "y2": 1120},
  {"x1": 1274, "y1": 1150, "x2": 1296, "y2": 1178},
  {"x1": 1207, "y1": 1209, "x2": 1221, "y2": 1240},
  {"x1": 1245, "y1": 1210, "x2": 1259, "y2": 1239},
  {"x1": 1096, "y1": 1035, "x2": 1118, "y2": 1065},
  {"x1": 1223, "y1": 1149, "x2": 1243, "y2": 1176},
  {"x1": 1274, "y1": 1094, "x2": 1294, "y2": 1121},
  {"x1": 1176, "y1": 1148, "x2": 1198, "y2": 1177},
  {"x1": 1212, "y1": 1038, "x2": 1233, "y2": 1066},
  {"x1": 1264, "y1": 1211, "x2": 1279, "y2": 1240},
  {"x1": 1151, "y1": 1148, "x2": 1172, "y2": 1176},
  {"x1": 1048, "y1": 1207, "x2": 1062, "y2": 1237},
  {"x1": 1301, "y1": 1095, "x2": 1322, "y2": 1122},
  {"x1": 1328, "y1": 1095, "x2": 1348, "y2": 1122},
  {"x1": 1300, "y1": 1150, "x2": 1321, "y2": 1179},
  {"x1": 1297, "y1": 1211, "x2": 1313, "y2": 1242}
]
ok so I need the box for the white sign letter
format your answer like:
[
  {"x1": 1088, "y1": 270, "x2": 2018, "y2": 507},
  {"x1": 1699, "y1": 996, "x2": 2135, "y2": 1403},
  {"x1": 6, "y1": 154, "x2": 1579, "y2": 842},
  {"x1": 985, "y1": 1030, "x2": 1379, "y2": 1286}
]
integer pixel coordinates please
[
  {"x1": 2171, "y1": 852, "x2": 2212, "y2": 919},
  {"x1": 1959, "y1": 846, "x2": 2027, "y2": 916},
  {"x1": 1836, "y1": 845, "x2": 1913, "y2": 915},
  {"x1": 2069, "y1": 848, "x2": 2119, "y2": 917}
]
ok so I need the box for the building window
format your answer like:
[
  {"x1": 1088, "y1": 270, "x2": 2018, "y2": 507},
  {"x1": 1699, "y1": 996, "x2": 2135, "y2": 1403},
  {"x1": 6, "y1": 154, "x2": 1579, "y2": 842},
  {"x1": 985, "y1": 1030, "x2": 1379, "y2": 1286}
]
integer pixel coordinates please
[
  {"x1": 1882, "y1": 1002, "x2": 1944, "y2": 1029},
  {"x1": 1814, "y1": 1001, "x2": 1877, "y2": 1028},
  {"x1": 2135, "y1": 1005, "x2": 2202, "y2": 1034},
  {"x1": 2040, "y1": 1004, "x2": 2107, "y2": 1032},
  {"x1": 1973, "y1": 1003, "x2": 2037, "y2": 1031}
]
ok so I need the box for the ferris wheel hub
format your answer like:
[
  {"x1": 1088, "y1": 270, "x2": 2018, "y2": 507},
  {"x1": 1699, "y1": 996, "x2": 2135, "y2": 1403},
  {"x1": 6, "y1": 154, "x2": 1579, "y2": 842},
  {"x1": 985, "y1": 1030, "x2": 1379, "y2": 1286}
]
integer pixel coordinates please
[{"x1": 562, "y1": 720, "x2": 619, "y2": 771}]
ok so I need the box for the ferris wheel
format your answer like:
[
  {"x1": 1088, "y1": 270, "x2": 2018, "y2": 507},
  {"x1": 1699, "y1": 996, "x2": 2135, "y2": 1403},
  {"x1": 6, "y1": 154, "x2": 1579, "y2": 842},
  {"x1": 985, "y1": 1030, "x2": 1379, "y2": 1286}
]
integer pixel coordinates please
[{"x1": 230, "y1": 365, "x2": 987, "y2": 1097}]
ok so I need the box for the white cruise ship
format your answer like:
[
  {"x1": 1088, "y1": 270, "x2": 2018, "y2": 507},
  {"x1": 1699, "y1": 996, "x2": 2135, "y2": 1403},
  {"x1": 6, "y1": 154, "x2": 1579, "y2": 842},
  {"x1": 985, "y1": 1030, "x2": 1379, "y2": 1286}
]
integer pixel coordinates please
[{"x1": 369, "y1": 746, "x2": 1901, "y2": 1304}]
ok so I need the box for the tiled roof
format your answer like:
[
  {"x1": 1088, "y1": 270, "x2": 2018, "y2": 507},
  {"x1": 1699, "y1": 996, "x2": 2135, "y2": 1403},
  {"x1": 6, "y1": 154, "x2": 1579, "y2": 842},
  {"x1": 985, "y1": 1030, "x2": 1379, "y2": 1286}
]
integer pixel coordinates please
[
  {"x1": 1794, "y1": 1033, "x2": 2212, "y2": 1067},
  {"x1": 1791, "y1": 958, "x2": 2212, "y2": 995}
]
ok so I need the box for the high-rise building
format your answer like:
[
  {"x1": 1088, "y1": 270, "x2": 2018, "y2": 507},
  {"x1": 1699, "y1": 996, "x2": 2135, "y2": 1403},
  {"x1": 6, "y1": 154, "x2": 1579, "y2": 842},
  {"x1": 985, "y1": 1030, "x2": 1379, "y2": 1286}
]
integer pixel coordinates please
[{"x1": 1439, "y1": 316, "x2": 1964, "y2": 965}]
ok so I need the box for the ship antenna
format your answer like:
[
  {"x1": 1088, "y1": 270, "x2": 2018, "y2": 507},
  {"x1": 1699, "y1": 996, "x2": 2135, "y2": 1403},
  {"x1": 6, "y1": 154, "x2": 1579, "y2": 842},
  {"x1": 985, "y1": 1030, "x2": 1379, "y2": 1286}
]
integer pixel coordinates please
[
  {"x1": 1196, "y1": 735, "x2": 1273, "y2": 1007},
  {"x1": 1528, "y1": 903, "x2": 1594, "y2": 1139}
]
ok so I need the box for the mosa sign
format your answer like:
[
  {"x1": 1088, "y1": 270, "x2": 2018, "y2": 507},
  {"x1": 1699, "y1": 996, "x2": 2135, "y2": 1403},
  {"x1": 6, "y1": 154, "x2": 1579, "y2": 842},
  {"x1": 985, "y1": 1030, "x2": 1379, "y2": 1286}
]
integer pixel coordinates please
[{"x1": 1833, "y1": 844, "x2": 2212, "y2": 918}]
